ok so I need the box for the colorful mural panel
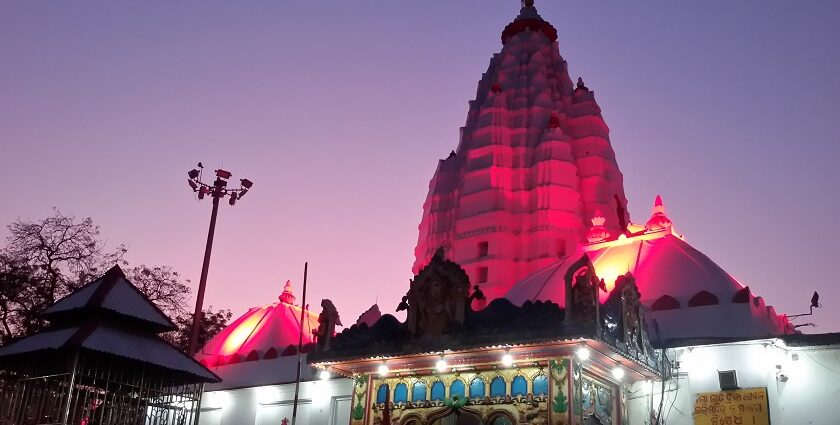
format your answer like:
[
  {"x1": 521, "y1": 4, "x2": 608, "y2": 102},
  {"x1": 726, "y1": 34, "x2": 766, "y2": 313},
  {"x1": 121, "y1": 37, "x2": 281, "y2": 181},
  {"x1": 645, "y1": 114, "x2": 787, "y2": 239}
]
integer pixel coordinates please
[
  {"x1": 351, "y1": 375, "x2": 371, "y2": 425},
  {"x1": 362, "y1": 364, "x2": 564, "y2": 425},
  {"x1": 549, "y1": 358, "x2": 570, "y2": 425}
]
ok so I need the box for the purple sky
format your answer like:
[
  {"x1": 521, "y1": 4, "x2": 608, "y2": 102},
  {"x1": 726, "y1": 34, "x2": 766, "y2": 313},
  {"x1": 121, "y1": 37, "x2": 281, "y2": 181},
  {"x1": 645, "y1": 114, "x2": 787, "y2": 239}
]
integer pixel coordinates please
[{"x1": 2, "y1": 1, "x2": 839, "y2": 332}]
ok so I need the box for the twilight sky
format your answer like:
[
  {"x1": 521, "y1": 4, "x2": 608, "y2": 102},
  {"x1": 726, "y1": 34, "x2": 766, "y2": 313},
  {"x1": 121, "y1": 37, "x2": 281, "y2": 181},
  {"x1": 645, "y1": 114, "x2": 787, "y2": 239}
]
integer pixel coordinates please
[{"x1": 2, "y1": 1, "x2": 839, "y2": 332}]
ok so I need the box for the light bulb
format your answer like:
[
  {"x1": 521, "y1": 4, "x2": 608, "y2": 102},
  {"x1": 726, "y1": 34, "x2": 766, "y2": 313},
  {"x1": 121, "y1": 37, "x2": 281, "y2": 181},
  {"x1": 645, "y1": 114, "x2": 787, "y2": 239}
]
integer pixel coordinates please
[
  {"x1": 378, "y1": 364, "x2": 389, "y2": 376},
  {"x1": 319, "y1": 370, "x2": 330, "y2": 381},
  {"x1": 436, "y1": 359, "x2": 448, "y2": 372},
  {"x1": 611, "y1": 366, "x2": 625, "y2": 380},
  {"x1": 501, "y1": 353, "x2": 514, "y2": 367},
  {"x1": 576, "y1": 347, "x2": 590, "y2": 361}
]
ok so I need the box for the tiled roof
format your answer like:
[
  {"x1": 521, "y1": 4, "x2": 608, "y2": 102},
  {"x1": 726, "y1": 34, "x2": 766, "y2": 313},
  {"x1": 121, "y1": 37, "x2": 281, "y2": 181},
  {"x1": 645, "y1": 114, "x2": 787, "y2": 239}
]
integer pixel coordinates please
[{"x1": 42, "y1": 265, "x2": 175, "y2": 331}]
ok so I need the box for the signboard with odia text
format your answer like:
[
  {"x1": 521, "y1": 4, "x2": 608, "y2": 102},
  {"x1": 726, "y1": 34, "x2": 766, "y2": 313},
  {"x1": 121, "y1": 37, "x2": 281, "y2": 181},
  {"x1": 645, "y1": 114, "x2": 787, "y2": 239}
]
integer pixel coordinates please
[{"x1": 693, "y1": 387, "x2": 770, "y2": 425}]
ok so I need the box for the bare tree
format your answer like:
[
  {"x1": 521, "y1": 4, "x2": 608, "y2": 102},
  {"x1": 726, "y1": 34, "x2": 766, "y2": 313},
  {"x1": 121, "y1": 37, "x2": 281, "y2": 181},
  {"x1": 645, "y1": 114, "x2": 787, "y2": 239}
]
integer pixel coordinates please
[
  {"x1": 0, "y1": 211, "x2": 231, "y2": 351},
  {"x1": 127, "y1": 265, "x2": 191, "y2": 319},
  {"x1": 4, "y1": 209, "x2": 126, "y2": 300},
  {"x1": 164, "y1": 307, "x2": 233, "y2": 354}
]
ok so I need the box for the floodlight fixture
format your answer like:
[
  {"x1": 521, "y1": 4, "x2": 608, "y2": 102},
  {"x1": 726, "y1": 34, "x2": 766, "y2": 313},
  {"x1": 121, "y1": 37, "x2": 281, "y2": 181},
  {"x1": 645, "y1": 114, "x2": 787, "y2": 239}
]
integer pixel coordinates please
[{"x1": 184, "y1": 162, "x2": 254, "y2": 356}]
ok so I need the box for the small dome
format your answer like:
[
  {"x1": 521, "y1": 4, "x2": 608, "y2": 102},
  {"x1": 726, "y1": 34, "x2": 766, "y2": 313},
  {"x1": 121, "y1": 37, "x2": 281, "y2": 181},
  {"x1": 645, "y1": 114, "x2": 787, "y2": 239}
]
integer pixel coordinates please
[
  {"x1": 505, "y1": 232, "x2": 791, "y2": 339},
  {"x1": 507, "y1": 233, "x2": 743, "y2": 305},
  {"x1": 195, "y1": 282, "x2": 318, "y2": 365}
]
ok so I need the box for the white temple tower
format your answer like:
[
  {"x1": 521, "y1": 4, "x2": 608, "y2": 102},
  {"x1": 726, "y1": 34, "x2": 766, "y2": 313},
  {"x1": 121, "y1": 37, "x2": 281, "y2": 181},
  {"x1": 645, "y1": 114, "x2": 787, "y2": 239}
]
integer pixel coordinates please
[{"x1": 413, "y1": 1, "x2": 630, "y2": 300}]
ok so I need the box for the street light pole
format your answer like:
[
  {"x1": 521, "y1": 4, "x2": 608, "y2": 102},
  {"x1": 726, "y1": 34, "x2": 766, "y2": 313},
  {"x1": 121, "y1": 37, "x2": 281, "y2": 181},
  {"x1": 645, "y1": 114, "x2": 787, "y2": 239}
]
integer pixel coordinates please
[{"x1": 186, "y1": 164, "x2": 253, "y2": 356}]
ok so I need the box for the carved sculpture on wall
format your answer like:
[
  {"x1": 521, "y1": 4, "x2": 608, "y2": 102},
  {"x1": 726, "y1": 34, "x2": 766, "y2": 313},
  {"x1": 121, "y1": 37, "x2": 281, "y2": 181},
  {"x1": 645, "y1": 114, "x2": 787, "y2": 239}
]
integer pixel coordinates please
[
  {"x1": 564, "y1": 255, "x2": 604, "y2": 329},
  {"x1": 617, "y1": 273, "x2": 645, "y2": 354},
  {"x1": 313, "y1": 299, "x2": 342, "y2": 351},
  {"x1": 405, "y1": 248, "x2": 470, "y2": 339}
]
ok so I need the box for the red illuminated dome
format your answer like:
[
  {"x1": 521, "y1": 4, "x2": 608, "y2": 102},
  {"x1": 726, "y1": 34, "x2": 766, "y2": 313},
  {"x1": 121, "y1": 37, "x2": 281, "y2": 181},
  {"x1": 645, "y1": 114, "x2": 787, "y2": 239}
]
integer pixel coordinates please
[
  {"x1": 414, "y1": 1, "x2": 629, "y2": 301},
  {"x1": 505, "y1": 197, "x2": 794, "y2": 340},
  {"x1": 196, "y1": 280, "x2": 318, "y2": 368}
]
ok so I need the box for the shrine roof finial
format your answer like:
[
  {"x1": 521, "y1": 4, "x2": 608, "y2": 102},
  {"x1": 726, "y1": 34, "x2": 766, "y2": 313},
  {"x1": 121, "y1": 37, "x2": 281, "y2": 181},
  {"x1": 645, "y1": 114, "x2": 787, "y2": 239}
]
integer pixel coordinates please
[
  {"x1": 646, "y1": 195, "x2": 673, "y2": 232},
  {"x1": 502, "y1": 0, "x2": 557, "y2": 44},
  {"x1": 279, "y1": 280, "x2": 296, "y2": 305}
]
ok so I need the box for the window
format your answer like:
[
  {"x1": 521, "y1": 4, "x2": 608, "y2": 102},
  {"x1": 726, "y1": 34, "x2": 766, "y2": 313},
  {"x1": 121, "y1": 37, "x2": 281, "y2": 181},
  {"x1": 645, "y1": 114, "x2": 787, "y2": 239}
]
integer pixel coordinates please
[
  {"x1": 411, "y1": 381, "x2": 427, "y2": 402},
  {"x1": 556, "y1": 239, "x2": 566, "y2": 257},
  {"x1": 376, "y1": 384, "x2": 389, "y2": 404},
  {"x1": 490, "y1": 415, "x2": 514, "y2": 425},
  {"x1": 490, "y1": 377, "x2": 506, "y2": 398},
  {"x1": 394, "y1": 383, "x2": 408, "y2": 404},
  {"x1": 719, "y1": 370, "x2": 738, "y2": 390},
  {"x1": 431, "y1": 380, "x2": 445, "y2": 401},
  {"x1": 533, "y1": 375, "x2": 548, "y2": 396},
  {"x1": 477, "y1": 267, "x2": 488, "y2": 283},
  {"x1": 511, "y1": 376, "x2": 527, "y2": 397},
  {"x1": 450, "y1": 379, "x2": 465, "y2": 399},
  {"x1": 469, "y1": 377, "x2": 486, "y2": 399},
  {"x1": 478, "y1": 241, "x2": 489, "y2": 257}
]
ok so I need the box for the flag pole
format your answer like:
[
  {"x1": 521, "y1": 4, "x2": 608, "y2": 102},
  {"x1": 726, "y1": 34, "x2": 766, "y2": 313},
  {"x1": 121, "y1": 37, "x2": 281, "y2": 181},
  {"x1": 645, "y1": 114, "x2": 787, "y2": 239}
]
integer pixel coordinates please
[{"x1": 291, "y1": 262, "x2": 308, "y2": 425}]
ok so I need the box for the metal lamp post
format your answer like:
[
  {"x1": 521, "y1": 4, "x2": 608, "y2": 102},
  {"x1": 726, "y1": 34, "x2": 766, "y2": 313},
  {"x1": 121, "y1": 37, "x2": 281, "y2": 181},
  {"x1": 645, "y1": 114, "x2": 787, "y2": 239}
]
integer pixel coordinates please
[{"x1": 186, "y1": 163, "x2": 253, "y2": 356}]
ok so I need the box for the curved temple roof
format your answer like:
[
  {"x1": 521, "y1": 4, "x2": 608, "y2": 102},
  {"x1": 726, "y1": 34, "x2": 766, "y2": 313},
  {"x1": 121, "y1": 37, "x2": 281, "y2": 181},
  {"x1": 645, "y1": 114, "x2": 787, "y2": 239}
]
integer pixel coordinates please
[
  {"x1": 506, "y1": 200, "x2": 794, "y2": 341},
  {"x1": 196, "y1": 281, "x2": 319, "y2": 367}
]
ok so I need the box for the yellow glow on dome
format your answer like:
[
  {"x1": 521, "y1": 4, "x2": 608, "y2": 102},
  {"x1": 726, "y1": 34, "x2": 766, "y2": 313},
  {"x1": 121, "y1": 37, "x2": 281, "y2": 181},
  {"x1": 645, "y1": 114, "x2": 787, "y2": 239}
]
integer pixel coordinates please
[
  {"x1": 592, "y1": 254, "x2": 632, "y2": 301},
  {"x1": 221, "y1": 307, "x2": 268, "y2": 356}
]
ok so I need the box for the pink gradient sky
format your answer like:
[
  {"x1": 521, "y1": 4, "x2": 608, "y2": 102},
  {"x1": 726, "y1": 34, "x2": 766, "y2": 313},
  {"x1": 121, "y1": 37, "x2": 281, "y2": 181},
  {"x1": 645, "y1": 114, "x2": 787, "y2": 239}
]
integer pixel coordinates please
[{"x1": 2, "y1": 1, "x2": 839, "y2": 331}]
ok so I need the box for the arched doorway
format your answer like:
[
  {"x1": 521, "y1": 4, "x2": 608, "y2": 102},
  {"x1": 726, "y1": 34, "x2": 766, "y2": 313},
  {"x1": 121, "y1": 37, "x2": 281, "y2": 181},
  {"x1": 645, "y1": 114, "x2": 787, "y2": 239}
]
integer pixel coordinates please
[{"x1": 428, "y1": 410, "x2": 482, "y2": 425}]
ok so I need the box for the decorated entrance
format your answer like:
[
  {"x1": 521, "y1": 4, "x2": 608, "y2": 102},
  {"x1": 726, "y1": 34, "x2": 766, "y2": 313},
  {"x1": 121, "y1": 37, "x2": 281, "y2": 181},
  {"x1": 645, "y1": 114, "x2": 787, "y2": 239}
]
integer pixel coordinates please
[{"x1": 309, "y1": 250, "x2": 667, "y2": 425}]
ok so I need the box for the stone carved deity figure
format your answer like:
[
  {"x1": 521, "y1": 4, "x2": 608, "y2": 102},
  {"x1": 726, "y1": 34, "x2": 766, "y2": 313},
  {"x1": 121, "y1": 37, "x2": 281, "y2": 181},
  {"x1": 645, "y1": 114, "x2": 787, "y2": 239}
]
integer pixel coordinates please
[
  {"x1": 313, "y1": 299, "x2": 342, "y2": 351},
  {"x1": 571, "y1": 270, "x2": 598, "y2": 325},
  {"x1": 405, "y1": 248, "x2": 470, "y2": 338},
  {"x1": 618, "y1": 274, "x2": 645, "y2": 354},
  {"x1": 563, "y1": 255, "x2": 604, "y2": 329}
]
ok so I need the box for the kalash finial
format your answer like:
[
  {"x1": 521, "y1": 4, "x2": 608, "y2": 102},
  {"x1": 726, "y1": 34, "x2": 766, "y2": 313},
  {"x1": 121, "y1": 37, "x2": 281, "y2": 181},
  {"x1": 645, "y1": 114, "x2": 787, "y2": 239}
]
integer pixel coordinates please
[
  {"x1": 279, "y1": 280, "x2": 296, "y2": 305},
  {"x1": 523, "y1": 0, "x2": 535, "y2": 7},
  {"x1": 645, "y1": 195, "x2": 673, "y2": 232},
  {"x1": 586, "y1": 209, "x2": 610, "y2": 244}
]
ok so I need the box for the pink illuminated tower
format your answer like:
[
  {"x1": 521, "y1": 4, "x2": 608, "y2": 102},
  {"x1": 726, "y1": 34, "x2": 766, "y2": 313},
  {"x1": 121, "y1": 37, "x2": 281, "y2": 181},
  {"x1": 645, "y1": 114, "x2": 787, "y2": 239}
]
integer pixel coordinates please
[{"x1": 413, "y1": 1, "x2": 630, "y2": 300}]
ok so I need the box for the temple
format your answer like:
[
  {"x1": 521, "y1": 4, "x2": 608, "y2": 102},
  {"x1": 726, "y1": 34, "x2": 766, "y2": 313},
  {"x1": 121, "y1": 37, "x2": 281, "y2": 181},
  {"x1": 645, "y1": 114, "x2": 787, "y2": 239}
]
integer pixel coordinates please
[
  {"x1": 190, "y1": 3, "x2": 838, "y2": 425},
  {"x1": 412, "y1": 1, "x2": 791, "y2": 340},
  {"x1": 413, "y1": 0, "x2": 629, "y2": 301}
]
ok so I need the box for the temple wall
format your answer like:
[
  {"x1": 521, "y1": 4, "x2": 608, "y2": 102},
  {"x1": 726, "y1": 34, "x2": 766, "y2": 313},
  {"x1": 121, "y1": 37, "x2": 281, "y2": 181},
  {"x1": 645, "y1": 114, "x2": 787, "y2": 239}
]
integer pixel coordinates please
[
  {"x1": 627, "y1": 340, "x2": 840, "y2": 425},
  {"x1": 199, "y1": 378, "x2": 354, "y2": 425}
]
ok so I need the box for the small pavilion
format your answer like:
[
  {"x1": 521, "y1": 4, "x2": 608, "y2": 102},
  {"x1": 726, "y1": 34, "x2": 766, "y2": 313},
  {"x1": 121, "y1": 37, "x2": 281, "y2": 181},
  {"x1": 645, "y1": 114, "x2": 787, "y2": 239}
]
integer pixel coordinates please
[{"x1": 0, "y1": 265, "x2": 219, "y2": 425}]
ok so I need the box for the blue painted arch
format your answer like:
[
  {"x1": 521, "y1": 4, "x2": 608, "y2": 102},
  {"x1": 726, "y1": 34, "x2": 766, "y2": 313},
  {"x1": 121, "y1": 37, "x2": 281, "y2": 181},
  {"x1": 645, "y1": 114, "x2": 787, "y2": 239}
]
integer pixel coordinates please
[
  {"x1": 469, "y1": 377, "x2": 486, "y2": 399},
  {"x1": 490, "y1": 376, "x2": 506, "y2": 398}
]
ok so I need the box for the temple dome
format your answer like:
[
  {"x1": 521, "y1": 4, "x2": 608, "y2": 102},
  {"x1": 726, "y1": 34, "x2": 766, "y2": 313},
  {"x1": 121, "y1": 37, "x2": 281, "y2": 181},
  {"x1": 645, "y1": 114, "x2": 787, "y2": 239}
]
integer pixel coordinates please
[
  {"x1": 195, "y1": 280, "x2": 318, "y2": 368},
  {"x1": 505, "y1": 229, "x2": 793, "y2": 340}
]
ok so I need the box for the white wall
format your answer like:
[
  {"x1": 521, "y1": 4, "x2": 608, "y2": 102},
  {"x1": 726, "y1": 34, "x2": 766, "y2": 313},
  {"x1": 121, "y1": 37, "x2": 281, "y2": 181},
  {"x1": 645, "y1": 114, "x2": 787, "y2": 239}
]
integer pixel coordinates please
[
  {"x1": 199, "y1": 378, "x2": 354, "y2": 425},
  {"x1": 627, "y1": 339, "x2": 840, "y2": 424}
]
